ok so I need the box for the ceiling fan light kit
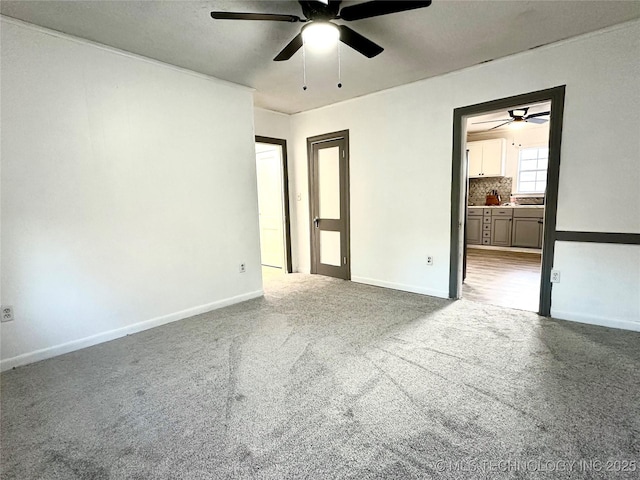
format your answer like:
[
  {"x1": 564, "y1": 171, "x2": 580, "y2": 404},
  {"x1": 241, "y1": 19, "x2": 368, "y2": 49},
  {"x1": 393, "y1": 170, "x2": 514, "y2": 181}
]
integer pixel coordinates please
[
  {"x1": 210, "y1": 1, "x2": 433, "y2": 88},
  {"x1": 301, "y1": 22, "x2": 340, "y2": 53}
]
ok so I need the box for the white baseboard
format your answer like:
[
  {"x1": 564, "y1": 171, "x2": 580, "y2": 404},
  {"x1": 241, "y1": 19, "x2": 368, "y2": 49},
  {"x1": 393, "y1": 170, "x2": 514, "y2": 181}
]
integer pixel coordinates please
[
  {"x1": 0, "y1": 290, "x2": 264, "y2": 372},
  {"x1": 351, "y1": 276, "x2": 449, "y2": 299},
  {"x1": 551, "y1": 309, "x2": 640, "y2": 332}
]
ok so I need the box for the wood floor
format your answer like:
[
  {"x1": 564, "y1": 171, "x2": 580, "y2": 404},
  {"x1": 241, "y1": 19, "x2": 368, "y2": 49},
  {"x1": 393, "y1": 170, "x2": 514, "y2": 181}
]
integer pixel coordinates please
[{"x1": 463, "y1": 247, "x2": 542, "y2": 312}]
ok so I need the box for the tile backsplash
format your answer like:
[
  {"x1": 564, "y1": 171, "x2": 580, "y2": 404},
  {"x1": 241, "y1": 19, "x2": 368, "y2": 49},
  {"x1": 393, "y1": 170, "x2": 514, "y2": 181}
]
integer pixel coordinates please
[{"x1": 468, "y1": 177, "x2": 512, "y2": 206}]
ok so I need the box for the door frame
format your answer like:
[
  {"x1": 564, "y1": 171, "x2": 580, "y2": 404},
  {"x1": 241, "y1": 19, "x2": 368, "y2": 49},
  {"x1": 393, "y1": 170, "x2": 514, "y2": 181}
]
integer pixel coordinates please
[
  {"x1": 255, "y1": 135, "x2": 293, "y2": 273},
  {"x1": 307, "y1": 130, "x2": 351, "y2": 279},
  {"x1": 449, "y1": 86, "x2": 566, "y2": 316}
]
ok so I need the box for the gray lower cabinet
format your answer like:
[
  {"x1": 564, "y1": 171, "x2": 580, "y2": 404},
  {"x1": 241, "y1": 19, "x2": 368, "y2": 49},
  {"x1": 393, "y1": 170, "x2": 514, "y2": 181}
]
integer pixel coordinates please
[
  {"x1": 512, "y1": 208, "x2": 544, "y2": 248},
  {"x1": 512, "y1": 217, "x2": 544, "y2": 248},
  {"x1": 468, "y1": 207, "x2": 543, "y2": 249},
  {"x1": 466, "y1": 216, "x2": 482, "y2": 245},
  {"x1": 491, "y1": 216, "x2": 513, "y2": 246},
  {"x1": 512, "y1": 216, "x2": 544, "y2": 248}
]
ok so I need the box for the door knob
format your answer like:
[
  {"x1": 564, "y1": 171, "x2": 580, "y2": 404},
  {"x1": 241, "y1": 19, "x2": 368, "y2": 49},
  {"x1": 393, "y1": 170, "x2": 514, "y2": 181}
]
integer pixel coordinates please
[{"x1": 313, "y1": 217, "x2": 320, "y2": 228}]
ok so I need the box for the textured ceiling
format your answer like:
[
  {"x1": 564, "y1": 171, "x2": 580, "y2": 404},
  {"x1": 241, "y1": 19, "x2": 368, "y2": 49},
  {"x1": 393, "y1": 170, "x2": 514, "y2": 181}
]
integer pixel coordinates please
[{"x1": 2, "y1": 1, "x2": 639, "y2": 114}]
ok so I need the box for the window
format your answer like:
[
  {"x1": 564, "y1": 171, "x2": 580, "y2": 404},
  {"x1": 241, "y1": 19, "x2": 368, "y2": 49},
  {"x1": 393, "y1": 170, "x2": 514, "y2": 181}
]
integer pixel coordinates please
[{"x1": 517, "y1": 146, "x2": 548, "y2": 193}]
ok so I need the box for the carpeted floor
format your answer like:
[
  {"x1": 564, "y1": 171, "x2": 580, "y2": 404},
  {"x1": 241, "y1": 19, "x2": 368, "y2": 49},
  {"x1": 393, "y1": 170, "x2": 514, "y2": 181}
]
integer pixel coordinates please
[{"x1": 2, "y1": 273, "x2": 639, "y2": 479}]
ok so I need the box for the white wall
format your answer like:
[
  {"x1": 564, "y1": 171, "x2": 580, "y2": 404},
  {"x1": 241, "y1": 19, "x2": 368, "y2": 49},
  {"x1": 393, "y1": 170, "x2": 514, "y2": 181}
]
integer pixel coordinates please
[
  {"x1": 288, "y1": 20, "x2": 640, "y2": 328},
  {"x1": 552, "y1": 242, "x2": 639, "y2": 330},
  {"x1": 254, "y1": 107, "x2": 291, "y2": 143},
  {"x1": 0, "y1": 18, "x2": 263, "y2": 369}
]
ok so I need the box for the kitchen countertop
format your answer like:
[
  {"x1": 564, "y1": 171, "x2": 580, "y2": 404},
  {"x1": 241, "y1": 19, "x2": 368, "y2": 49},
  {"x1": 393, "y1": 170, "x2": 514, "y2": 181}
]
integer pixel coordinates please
[{"x1": 468, "y1": 205, "x2": 545, "y2": 208}]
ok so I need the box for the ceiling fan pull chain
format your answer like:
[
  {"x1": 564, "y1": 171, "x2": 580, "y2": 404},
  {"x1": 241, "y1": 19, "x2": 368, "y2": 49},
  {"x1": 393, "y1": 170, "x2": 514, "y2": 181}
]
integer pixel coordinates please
[
  {"x1": 337, "y1": 42, "x2": 342, "y2": 88},
  {"x1": 302, "y1": 43, "x2": 307, "y2": 91}
]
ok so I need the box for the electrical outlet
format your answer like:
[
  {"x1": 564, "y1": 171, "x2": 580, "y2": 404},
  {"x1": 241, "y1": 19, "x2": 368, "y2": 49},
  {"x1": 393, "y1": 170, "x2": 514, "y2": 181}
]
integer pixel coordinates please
[
  {"x1": 239, "y1": 263, "x2": 246, "y2": 274},
  {"x1": 551, "y1": 270, "x2": 561, "y2": 283},
  {"x1": 427, "y1": 256, "x2": 434, "y2": 266},
  {"x1": 297, "y1": 193, "x2": 302, "y2": 201},
  {"x1": 1, "y1": 306, "x2": 14, "y2": 323}
]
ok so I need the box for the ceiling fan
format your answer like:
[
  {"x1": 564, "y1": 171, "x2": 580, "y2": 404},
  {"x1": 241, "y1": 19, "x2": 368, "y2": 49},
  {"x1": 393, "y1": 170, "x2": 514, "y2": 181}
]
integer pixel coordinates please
[
  {"x1": 210, "y1": 1, "x2": 433, "y2": 61},
  {"x1": 472, "y1": 107, "x2": 551, "y2": 130}
]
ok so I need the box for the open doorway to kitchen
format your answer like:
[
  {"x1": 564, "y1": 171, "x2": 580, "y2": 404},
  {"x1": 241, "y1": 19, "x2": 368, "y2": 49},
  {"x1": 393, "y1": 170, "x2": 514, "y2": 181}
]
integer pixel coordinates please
[
  {"x1": 255, "y1": 136, "x2": 292, "y2": 283},
  {"x1": 450, "y1": 87, "x2": 565, "y2": 315},
  {"x1": 464, "y1": 102, "x2": 550, "y2": 311}
]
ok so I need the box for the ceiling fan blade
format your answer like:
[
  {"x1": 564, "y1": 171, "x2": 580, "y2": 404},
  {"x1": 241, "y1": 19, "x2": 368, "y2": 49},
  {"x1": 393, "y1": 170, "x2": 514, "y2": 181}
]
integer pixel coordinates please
[
  {"x1": 211, "y1": 12, "x2": 302, "y2": 22},
  {"x1": 472, "y1": 119, "x2": 512, "y2": 124},
  {"x1": 274, "y1": 33, "x2": 303, "y2": 61},
  {"x1": 339, "y1": 1, "x2": 432, "y2": 21},
  {"x1": 526, "y1": 111, "x2": 551, "y2": 119},
  {"x1": 338, "y1": 25, "x2": 383, "y2": 58},
  {"x1": 489, "y1": 121, "x2": 512, "y2": 131},
  {"x1": 526, "y1": 117, "x2": 548, "y2": 124}
]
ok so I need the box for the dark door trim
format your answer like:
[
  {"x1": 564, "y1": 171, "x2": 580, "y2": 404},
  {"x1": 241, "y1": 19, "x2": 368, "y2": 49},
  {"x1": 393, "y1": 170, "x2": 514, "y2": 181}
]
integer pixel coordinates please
[
  {"x1": 555, "y1": 231, "x2": 640, "y2": 245},
  {"x1": 449, "y1": 86, "x2": 566, "y2": 316},
  {"x1": 255, "y1": 135, "x2": 293, "y2": 274},
  {"x1": 307, "y1": 130, "x2": 351, "y2": 279}
]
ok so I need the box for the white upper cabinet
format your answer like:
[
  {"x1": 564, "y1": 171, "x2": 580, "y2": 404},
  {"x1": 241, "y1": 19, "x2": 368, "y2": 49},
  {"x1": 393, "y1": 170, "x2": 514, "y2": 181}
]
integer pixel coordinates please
[
  {"x1": 467, "y1": 142, "x2": 483, "y2": 177},
  {"x1": 466, "y1": 138, "x2": 506, "y2": 178}
]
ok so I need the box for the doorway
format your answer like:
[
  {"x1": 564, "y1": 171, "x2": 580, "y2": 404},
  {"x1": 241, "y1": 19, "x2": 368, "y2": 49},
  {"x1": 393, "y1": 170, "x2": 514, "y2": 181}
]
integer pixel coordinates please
[
  {"x1": 463, "y1": 102, "x2": 550, "y2": 311},
  {"x1": 255, "y1": 136, "x2": 292, "y2": 276},
  {"x1": 307, "y1": 130, "x2": 350, "y2": 280},
  {"x1": 450, "y1": 87, "x2": 565, "y2": 316}
]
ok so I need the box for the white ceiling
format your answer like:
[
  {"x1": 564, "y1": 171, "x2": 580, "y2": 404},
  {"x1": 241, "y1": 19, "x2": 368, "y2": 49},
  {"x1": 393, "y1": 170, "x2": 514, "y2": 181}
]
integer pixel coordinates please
[{"x1": 2, "y1": 1, "x2": 639, "y2": 114}]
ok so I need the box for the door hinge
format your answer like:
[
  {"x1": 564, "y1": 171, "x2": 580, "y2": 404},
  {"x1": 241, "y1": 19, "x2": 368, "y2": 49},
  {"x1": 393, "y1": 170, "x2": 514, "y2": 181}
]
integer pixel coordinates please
[
  {"x1": 342, "y1": 150, "x2": 345, "y2": 158},
  {"x1": 343, "y1": 256, "x2": 347, "y2": 265}
]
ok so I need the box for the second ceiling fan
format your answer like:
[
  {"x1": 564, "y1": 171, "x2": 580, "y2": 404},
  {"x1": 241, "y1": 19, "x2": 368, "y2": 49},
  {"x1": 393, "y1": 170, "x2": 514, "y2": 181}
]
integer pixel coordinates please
[
  {"x1": 211, "y1": 1, "x2": 433, "y2": 61},
  {"x1": 473, "y1": 107, "x2": 551, "y2": 130}
]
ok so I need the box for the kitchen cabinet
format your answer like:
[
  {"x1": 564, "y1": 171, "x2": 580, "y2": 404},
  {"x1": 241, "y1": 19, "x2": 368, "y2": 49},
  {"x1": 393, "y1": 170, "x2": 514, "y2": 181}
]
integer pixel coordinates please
[
  {"x1": 512, "y1": 208, "x2": 544, "y2": 248},
  {"x1": 467, "y1": 217, "x2": 482, "y2": 245},
  {"x1": 467, "y1": 206, "x2": 544, "y2": 250},
  {"x1": 467, "y1": 138, "x2": 506, "y2": 178},
  {"x1": 466, "y1": 209, "x2": 483, "y2": 245},
  {"x1": 482, "y1": 210, "x2": 491, "y2": 244},
  {"x1": 491, "y1": 216, "x2": 513, "y2": 246},
  {"x1": 467, "y1": 142, "x2": 483, "y2": 177}
]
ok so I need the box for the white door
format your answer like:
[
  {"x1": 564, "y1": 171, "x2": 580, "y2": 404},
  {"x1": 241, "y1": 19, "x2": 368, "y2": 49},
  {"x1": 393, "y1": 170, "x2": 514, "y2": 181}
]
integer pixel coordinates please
[{"x1": 255, "y1": 144, "x2": 285, "y2": 269}]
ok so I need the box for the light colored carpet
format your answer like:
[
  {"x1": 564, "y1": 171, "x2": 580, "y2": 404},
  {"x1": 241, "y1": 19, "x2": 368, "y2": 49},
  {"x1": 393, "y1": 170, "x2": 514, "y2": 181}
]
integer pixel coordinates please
[{"x1": 2, "y1": 273, "x2": 639, "y2": 479}]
